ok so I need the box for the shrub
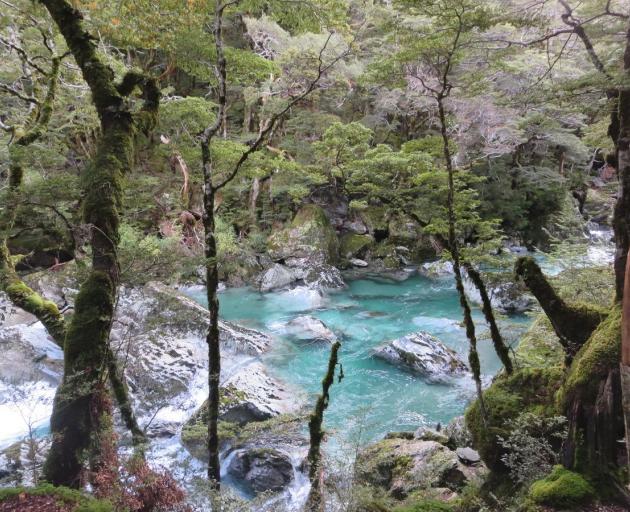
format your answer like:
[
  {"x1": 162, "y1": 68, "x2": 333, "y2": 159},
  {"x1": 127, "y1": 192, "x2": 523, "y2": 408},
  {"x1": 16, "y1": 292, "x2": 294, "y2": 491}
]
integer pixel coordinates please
[
  {"x1": 528, "y1": 465, "x2": 595, "y2": 508},
  {"x1": 465, "y1": 367, "x2": 563, "y2": 471},
  {"x1": 498, "y1": 413, "x2": 567, "y2": 485}
]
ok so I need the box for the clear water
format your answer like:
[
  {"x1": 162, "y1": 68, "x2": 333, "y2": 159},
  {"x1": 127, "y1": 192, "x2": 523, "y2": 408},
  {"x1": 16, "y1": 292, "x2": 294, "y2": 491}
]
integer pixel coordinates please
[{"x1": 188, "y1": 271, "x2": 530, "y2": 445}]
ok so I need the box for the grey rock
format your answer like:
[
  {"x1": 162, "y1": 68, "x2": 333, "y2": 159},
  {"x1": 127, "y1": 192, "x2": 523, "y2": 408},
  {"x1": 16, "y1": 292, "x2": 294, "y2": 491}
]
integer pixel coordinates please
[
  {"x1": 286, "y1": 315, "x2": 337, "y2": 343},
  {"x1": 227, "y1": 448, "x2": 294, "y2": 493},
  {"x1": 301, "y1": 264, "x2": 345, "y2": 290},
  {"x1": 456, "y1": 447, "x2": 481, "y2": 466},
  {"x1": 259, "y1": 264, "x2": 298, "y2": 292},
  {"x1": 350, "y1": 258, "x2": 369, "y2": 268},
  {"x1": 420, "y1": 260, "x2": 454, "y2": 277},
  {"x1": 374, "y1": 332, "x2": 467, "y2": 379},
  {"x1": 357, "y1": 438, "x2": 488, "y2": 500}
]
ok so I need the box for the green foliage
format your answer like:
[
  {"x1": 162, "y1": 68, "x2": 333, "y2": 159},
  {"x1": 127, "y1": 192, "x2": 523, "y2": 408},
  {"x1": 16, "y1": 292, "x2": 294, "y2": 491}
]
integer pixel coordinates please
[
  {"x1": 465, "y1": 367, "x2": 563, "y2": 471},
  {"x1": 528, "y1": 465, "x2": 595, "y2": 508},
  {"x1": 393, "y1": 499, "x2": 455, "y2": 512}
]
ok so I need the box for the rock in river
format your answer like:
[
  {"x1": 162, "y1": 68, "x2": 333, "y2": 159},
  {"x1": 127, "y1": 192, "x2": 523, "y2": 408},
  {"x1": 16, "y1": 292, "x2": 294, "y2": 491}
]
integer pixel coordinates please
[
  {"x1": 286, "y1": 315, "x2": 337, "y2": 343},
  {"x1": 227, "y1": 447, "x2": 294, "y2": 493},
  {"x1": 374, "y1": 332, "x2": 467, "y2": 379}
]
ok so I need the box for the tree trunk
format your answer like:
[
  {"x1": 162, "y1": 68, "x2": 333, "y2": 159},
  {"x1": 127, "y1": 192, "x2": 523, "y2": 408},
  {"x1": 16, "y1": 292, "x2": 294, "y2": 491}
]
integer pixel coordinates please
[
  {"x1": 614, "y1": 23, "x2": 630, "y2": 301},
  {"x1": 202, "y1": 160, "x2": 222, "y2": 486},
  {"x1": 437, "y1": 96, "x2": 486, "y2": 421},
  {"x1": 463, "y1": 263, "x2": 513, "y2": 374},
  {"x1": 515, "y1": 256, "x2": 605, "y2": 357},
  {"x1": 40, "y1": 0, "x2": 157, "y2": 486},
  {"x1": 622, "y1": 248, "x2": 630, "y2": 474},
  {"x1": 306, "y1": 340, "x2": 341, "y2": 511}
]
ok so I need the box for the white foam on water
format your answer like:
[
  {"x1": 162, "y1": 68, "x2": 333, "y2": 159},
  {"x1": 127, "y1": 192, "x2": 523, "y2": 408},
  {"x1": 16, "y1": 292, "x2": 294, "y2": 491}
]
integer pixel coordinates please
[{"x1": 0, "y1": 381, "x2": 56, "y2": 450}]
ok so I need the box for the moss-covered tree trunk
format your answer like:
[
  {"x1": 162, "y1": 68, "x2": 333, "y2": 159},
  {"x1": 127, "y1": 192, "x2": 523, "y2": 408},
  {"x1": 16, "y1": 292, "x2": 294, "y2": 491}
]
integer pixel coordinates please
[
  {"x1": 306, "y1": 340, "x2": 341, "y2": 512},
  {"x1": 515, "y1": 256, "x2": 605, "y2": 358},
  {"x1": 202, "y1": 162, "x2": 222, "y2": 486},
  {"x1": 39, "y1": 0, "x2": 158, "y2": 487},
  {"x1": 437, "y1": 95, "x2": 486, "y2": 421},
  {"x1": 463, "y1": 263, "x2": 513, "y2": 374}
]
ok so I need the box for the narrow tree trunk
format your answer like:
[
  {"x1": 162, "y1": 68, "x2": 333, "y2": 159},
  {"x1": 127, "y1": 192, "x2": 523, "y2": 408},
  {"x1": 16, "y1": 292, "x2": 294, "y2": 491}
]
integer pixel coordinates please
[
  {"x1": 621, "y1": 248, "x2": 630, "y2": 474},
  {"x1": 437, "y1": 96, "x2": 486, "y2": 421},
  {"x1": 202, "y1": 155, "x2": 222, "y2": 486},
  {"x1": 463, "y1": 263, "x2": 513, "y2": 374},
  {"x1": 306, "y1": 341, "x2": 341, "y2": 511},
  {"x1": 614, "y1": 24, "x2": 630, "y2": 301}
]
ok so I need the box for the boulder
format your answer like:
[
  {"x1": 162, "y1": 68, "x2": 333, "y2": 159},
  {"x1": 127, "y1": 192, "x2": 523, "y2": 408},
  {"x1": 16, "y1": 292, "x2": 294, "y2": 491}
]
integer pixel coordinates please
[
  {"x1": 257, "y1": 262, "x2": 345, "y2": 293},
  {"x1": 300, "y1": 263, "x2": 345, "y2": 290},
  {"x1": 349, "y1": 258, "x2": 369, "y2": 268},
  {"x1": 374, "y1": 332, "x2": 467, "y2": 379},
  {"x1": 357, "y1": 437, "x2": 488, "y2": 500},
  {"x1": 286, "y1": 315, "x2": 337, "y2": 343},
  {"x1": 420, "y1": 260, "x2": 454, "y2": 277},
  {"x1": 443, "y1": 416, "x2": 473, "y2": 449},
  {"x1": 227, "y1": 448, "x2": 294, "y2": 493},
  {"x1": 268, "y1": 204, "x2": 339, "y2": 265},
  {"x1": 340, "y1": 233, "x2": 373, "y2": 259},
  {"x1": 456, "y1": 447, "x2": 481, "y2": 466},
  {"x1": 181, "y1": 363, "x2": 302, "y2": 459},
  {"x1": 259, "y1": 264, "x2": 298, "y2": 292}
]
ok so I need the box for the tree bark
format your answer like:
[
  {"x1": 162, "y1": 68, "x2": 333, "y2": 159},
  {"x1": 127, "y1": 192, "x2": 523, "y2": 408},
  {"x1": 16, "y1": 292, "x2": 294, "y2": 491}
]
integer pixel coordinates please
[
  {"x1": 463, "y1": 263, "x2": 513, "y2": 374},
  {"x1": 622, "y1": 248, "x2": 630, "y2": 474},
  {"x1": 614, "y1": 23, "x2": 630, "y2": 301},
  {"x1": 438, "y1": 95, "x2": 487, "y2": 421},
  {"x1": 515, "y1": 256, "x2": 605, "y2": 358},
  {"x1": 39, "y1": 0, "x2": 158, "y2": 487},
  {"x1": 306, "y1": 340, "x2": 341, "y2": 512}
]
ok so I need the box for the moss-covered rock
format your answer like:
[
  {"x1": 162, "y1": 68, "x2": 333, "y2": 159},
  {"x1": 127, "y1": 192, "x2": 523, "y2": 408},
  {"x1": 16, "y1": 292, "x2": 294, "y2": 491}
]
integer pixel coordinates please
[
  {"x1": 356, "y1": 438, "x2": 487, "y2": 500},
  {"x1": 465, "y1": 367, "x2": 563, "y2": 471},
  {"x1": 268, "y1": 204, "x2": 339, "y2": 265},
  {"x1": 340, "y1": 233, "x2": 374, "y2": 259},
  {"x1": 0, "y1": 483, "x2": 113, "y2": 511},
  {"x1": 528, "y1": 465, "x2": 595, "y2": 508}
]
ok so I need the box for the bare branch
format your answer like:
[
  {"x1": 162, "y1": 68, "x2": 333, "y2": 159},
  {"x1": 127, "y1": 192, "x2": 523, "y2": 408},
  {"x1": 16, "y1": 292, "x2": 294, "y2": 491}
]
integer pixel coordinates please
[
  {"x1": 0, "y1": 82, "x2": 40, "y2": 104},
  {"x1": 215, "y1": 31, "x2": 351, "y2": 190}
]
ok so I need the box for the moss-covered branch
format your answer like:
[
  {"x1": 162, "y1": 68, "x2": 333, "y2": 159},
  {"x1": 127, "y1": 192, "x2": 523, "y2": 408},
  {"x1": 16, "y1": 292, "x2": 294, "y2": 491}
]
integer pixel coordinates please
[
  {"x1": 464, "y1": 263, "x2": 513, "y2": 374},
  {"x1": 306, "y1": 340, "x2": 341, "y2": 511},
  {"x1": 514, "y1": 257, "x2": 606, "y2": 357}
]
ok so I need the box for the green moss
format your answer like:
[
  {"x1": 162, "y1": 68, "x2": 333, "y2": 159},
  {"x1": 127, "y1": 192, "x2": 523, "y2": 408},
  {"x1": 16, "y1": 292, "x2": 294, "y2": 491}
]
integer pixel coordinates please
[
  {"x1": 362, "y1": 206, "x2": 389, "y2": 232},
  {"x1": 393, "y1": 499, "x2": 455, "y2": 512},
  {"x1": 340, "y1": 233, "x2": 373, "y2": 258},
  {"x1": 528, "y1": 465, "x2": 594, "y2": 508},
  {"x1": 0, "y1": 484, "x2": 113, "y2": 511},
  {"x1": 291, "y1": 203, "x2": 330, "y2": 227},
  {"x1": 515, "y1": 314, "x2": 564, "y2": 368},
  {"x1": 465, "y1": 367, "x2": 563, "y2": 471},
  {"x1": 558, "y1": 305, "x2": 621, "y2": 406}
]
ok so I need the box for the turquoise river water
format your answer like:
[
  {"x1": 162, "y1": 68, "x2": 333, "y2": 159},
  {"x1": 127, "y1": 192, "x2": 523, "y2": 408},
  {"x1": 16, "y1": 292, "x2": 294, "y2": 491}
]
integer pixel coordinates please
[{"x1": 189, "y1": 271, "x2": 529, "y2": 444}]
